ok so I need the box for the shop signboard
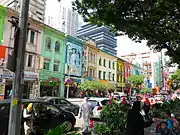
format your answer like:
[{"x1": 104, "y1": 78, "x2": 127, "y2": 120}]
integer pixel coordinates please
[
  {"x1": 0, "y1": 69, "x2": 38, "y2": 80},
  {"x1": 24, "y1": 71, "x2": 38, "y2": 80}
]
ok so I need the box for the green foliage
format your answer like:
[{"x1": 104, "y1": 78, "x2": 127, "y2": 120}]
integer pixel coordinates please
[
  {"x1": 99, "y1": 102, "x2": 130, "y2": 135},
  {"x1": 46, "y1": 122, "x2": 80, "y2": 135},
  {"x1": 140, "y1": 88, "x2": 152, "y2": 94},
  {"x1": 151, "y1": 99, "x2": 180, "y2": 119},
  {"x1": 127, "y1": 75, "x2": 145, "y2": 88},
  {"x1": 94, "y1": 123, "x2": 111, "y2": 135},
  {"x1": 170, "y1": 70, "x2": 180, "y2": 90},
  {"x1": 73, "y1": 0, "x2": 180, "y2": 66},
  {"x1": 79, "y1": 80, "x2": 115, "y2": 91}
]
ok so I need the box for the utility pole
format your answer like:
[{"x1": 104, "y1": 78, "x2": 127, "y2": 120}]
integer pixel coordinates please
[{"x1": 8, "y1": 0, "x2": 29, "y2": 135}]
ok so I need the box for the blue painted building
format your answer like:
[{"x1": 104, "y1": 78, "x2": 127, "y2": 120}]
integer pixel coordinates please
[{"x1": 64, "y1": 36, "x2": 83, "y2": 97}]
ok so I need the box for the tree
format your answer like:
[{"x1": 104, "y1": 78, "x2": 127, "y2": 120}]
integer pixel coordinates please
[
  {"x1": 79, "y1": 80, "x2": 115, "y2": 91},
  {"x1": 73, "y1": 0, "x2": 180, "y2": 66},
  {"x1": 127, "y1": 75, "x2": 145, "y2": 88},
  {"x1": 140, "y1": 88, "x2": 152, "y2": 94},
  {"x1": 170, "y1": 70, "x2": 180, "y2": 90}
]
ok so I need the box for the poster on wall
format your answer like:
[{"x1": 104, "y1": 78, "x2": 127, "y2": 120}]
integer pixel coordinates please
[{"x1": 66, "y1": 42, "x2": 82, "y2": 77}]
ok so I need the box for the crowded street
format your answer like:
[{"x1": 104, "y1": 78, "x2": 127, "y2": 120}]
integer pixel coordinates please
[{"x1": 0, "y1": 0, "x2": 180, "y2": 135}]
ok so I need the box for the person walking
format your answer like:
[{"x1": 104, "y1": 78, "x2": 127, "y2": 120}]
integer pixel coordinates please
[
  {"x1": 79, "y1": 97, "x2": 92, "y2": 135},
  {"x1": 126, "y1": 101, "x2": 153, "y2": 135}
]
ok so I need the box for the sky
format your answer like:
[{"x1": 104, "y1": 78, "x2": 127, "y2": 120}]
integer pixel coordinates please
[{"x1": 47, "y1": 0, "x2": 151, "y2": 57}]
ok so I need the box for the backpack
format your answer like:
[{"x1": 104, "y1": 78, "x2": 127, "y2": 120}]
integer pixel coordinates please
[{"x1": 167, "y1": 119, "x2": 174, "y2": 129}]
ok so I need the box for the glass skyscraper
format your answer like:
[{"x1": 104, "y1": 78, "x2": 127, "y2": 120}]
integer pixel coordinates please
[{"x1": 77, "y1": 24, "x2": 117, "y2": 56}]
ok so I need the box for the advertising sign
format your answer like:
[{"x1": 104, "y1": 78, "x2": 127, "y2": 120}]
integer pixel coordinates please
[{"x1": 66, "y1": 42, "x2": 82, "y2": 77}]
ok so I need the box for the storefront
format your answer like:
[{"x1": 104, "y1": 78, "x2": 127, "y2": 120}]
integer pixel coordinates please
[
  {"x1": 0, "y1": 69, "x2": 39, "y2": 99},
  {"x1": 64, "y1": 76, "x2": 82, "y2": 98},
  {"x1": 40, "y1": 76, "x2": 61, "y2": 97}
]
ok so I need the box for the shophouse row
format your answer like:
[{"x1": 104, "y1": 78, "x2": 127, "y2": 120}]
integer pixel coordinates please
[{"x1": 0, "y1": 6, "x2": 146, "y2": 99}]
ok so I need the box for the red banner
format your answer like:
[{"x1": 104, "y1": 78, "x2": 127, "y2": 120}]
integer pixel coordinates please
[{"x1": 0, "y1": 46, "x2": 6, "y2": 59}]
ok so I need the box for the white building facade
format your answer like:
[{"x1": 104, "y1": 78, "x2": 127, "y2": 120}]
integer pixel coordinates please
[
  {"x1": 1, "y1": 9, "x2": 43, "y2": 99},
  {"x1": 0, "y1": 0, "x2": 46, "y2": 22}
]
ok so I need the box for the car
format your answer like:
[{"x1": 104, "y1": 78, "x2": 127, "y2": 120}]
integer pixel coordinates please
[
  {"x1": 0, "y1": 99, "x2": 76, "y2": 135},
  {"x1": 88, "y1": 97, "x2": 110, "y2": 119},
  {"x1": 114, "y1": 92, "x2": 125, "y2": 99},
  {"x1": 154, "y1": 94, "x2": 164, "y2": 101},
  {"x1": 39, "y1": 96, "x2": 80, "y2": 116}
]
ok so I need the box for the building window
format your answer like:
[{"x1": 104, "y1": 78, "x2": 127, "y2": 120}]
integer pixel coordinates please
[
  {"x1": 89, "y1": 68, "x2": 93, "y2": 77},
  {"x1": 93, "y1": 69, "x2": 95, "y2": 78},
  {"x1": 108, "y1": 72, "x2": 111, "y2": 81},
  {"x1": 103, "y1": 59, "x2": 106, "y2": 67},
  {"x1": 43, "y1": 59, "x2": 50, "y2": 70},
  {"x1": 99, "y1": 58, "x2": 101, "y2": 66},
  {"x1": 109, "y1": 61, "x2": 111, "y2": 68},
  {"x1": 99, "y1": 70, "x2": 102, "y2": 79},
  {"x1": 53, "y1": 61, "x2": 59, "y2": 72},
  {"x1": 27, "y1": 54, "x2": 33, "y2": 67},
  {"x1": 112, "y1": 62, "x2": 115, "y2": 69},
  {"x1": 30, "y1": 31, "x2": 35, "y2": 44},
  {"x1": 112, "y1": 74, "x2": 115, "y2": 81},
  {"x1": 46, "y1": 37, "x2": 51, "y2": 50},
  {"x1": 103, "y1": 71, "x2": 106, "y2": 80},
  {"x1": 55, "y1": 41, "x2": 60, "y2": 52},
  {"x1": 93, "y1": 54, "x2": 96, "y2": 63}
]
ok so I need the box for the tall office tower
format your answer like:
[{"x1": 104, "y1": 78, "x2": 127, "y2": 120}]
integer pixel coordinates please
[
  {"x1": 45, "y1": 0, "x2": 79, "y2": 36},
  {"x1": 77, "y1": 24, "x2": 117, "y2": 56},
  {"x1": 0, "y1": 0, "x2": 46, "y2": 22}
]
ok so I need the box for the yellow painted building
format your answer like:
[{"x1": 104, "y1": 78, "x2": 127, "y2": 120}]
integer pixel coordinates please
[
  {"x1": 83, "y1": 40, "x2": 99, "y2": 80},
  {"x1": 97, "y1": 50, "x2": 117, "y2": 85},
  {"x1": 116, "y1": 58, "x2": 125, "y2": 91}
]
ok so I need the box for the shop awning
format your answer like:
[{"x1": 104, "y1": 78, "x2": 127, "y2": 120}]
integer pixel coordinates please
[{"x1": 99, "y1": 80, "x2": 110, "y2": 84}]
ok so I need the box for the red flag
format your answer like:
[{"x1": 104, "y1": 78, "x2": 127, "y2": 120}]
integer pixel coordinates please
[{"x1": 0, "y1": 46, "x2": 6, "y2": 59}]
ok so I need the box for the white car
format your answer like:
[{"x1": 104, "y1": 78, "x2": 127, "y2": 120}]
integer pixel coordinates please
[
  {"x1": 154, "y1": 95, "x2": 164, "y2": 101},
  {"x1": 114, "y1": 92, "x2": 125, "y2": 99},
  {"x1": 88, "y1": 98, "x2": 110, "y2": 119}
]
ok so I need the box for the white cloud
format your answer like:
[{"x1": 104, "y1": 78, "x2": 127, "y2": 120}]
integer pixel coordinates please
[{"x1": 117, "y1": 35, "x2": 150, "y2": 56}]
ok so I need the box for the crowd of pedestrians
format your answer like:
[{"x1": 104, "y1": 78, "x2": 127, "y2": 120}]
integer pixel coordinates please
[{"x1": 79, "y1": 95, "x2": 180, "y2": 135}]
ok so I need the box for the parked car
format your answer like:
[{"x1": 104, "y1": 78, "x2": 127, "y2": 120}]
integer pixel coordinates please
[
  {"x1": 114, "y1": 92, "x2": 125, "y2": 99},
  {"x1": 88, "y1": 98, "x2": 109, "y2": 119},
  {"x1": 39, "y1": 96, "x2": 80, "y2": 116},
  {"x1": 0, "y1": 99, "x2": 76, "y2": 135},
  {"x1": 154, "y1": 94, "x2": 164, "y2": 101}
]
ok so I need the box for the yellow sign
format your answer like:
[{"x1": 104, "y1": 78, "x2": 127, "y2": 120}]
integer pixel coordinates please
[
  {"x1": 117, "y1": 83, "x2": 125, "y2": 87},
  {"x1": 12, "y1": 98, "x2": 18, "y2": 107},
  {"x1": 66, "y1": 84, "x2": 70, "y2": 87}
]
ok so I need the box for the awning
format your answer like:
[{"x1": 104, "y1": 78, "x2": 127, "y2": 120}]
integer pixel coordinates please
[{"x1": 99, "y1": 80, "x2": 110, "y2": 84}]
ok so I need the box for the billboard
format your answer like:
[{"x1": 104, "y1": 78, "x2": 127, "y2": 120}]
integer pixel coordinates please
[{"x1": 66, "y1": 42, "x2": 82, "y2": 77}]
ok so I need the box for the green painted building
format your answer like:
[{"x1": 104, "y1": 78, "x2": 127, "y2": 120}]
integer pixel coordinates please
[
  {"x1": 0, "y1": 5, "x2": 6, "y2": 44},
  {"x1": 40, "y1": 26, "x2": 66, "y2": 97}
]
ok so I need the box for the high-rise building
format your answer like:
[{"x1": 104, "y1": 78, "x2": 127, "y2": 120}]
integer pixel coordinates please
[
  {"x1": 77, "y1": 24, "x2": 117, "y2": 56},
  {"x1": 0, "y1": 0, "x2": 46, "y2": 22},
  {"x1": 45, "y1": 0, "x2": 78, "y2": 36},
  {"x1": 121, "y1": 52, "x2": 160, "y2": 88}
]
